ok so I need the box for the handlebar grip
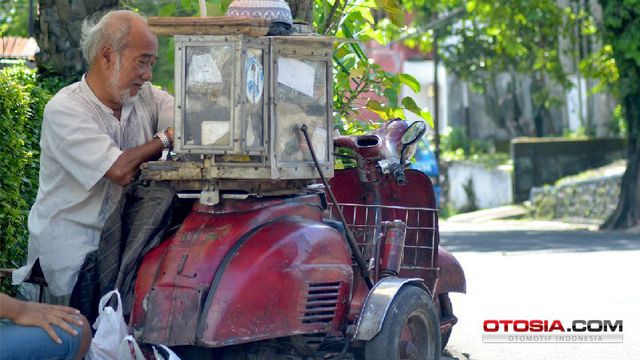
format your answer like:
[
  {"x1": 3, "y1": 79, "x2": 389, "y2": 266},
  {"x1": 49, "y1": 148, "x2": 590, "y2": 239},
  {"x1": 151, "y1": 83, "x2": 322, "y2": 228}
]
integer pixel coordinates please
[{"x1": 391, "y1": 164, "x2": 407, "y2": 185}]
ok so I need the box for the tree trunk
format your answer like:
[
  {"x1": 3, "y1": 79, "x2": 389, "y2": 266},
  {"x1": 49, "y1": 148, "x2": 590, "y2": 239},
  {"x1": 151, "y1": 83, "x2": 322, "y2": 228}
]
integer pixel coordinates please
[
  {"x1": 35, "y1": 0, "x2": 118, "y2": 79},
  {"x1": 601, "y1": 92, "x2": 640, "y2": 229},
  {"x1": 285, "y1": 0, "x2": 314, "y2": 25},
  {"x1": 599, "y1": 0, "x2": 640, "y2": 230}
]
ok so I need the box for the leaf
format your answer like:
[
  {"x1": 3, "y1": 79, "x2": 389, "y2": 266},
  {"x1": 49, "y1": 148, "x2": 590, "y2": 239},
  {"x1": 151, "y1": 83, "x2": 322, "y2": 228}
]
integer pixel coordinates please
[
  {"x1": 159, "y1": 3, "x2": 177, "y2": 17},
  {"x1": 383, "y1": 88, "x2": 398, "y2": 108},
  {"x1": 398, "y1": 73, "x2": 421, "y2": 93},
  {"x1": 365, "y1": 99, "x2": 385, "y2": 112},
  {"x1": 466, "y1": 0, "x2": 477, "y2": 13},
  {"x1": 365, "y1": 99, "x2": 388, "y2": 118},
  {"x1": 402, "y1": 97, "x2": 433, "y2": 127},
  {"x1": 374, "y1": 0, "x2": 405, "y2": 26}
]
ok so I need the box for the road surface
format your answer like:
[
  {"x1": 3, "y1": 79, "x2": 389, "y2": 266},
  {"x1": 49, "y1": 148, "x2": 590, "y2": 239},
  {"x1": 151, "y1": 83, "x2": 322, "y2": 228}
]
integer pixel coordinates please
[{"x1": 440, "y1": 220, "x2": 640, "y2": 360}]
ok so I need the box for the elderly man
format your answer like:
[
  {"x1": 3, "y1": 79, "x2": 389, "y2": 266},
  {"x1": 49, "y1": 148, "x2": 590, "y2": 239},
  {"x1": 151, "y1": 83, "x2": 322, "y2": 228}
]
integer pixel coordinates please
[{"x1": 12, "y1": 10, "x2": 174, "y2": 301}]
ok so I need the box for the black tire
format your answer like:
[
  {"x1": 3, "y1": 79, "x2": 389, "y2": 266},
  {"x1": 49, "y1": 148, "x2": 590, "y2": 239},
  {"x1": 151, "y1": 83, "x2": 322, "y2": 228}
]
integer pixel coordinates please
[
  {"x1": 437, "y1": 294, "x2": 454, "y2": 351},
  {"x1": 440, "y1": 328, "x2": 452, "y2": 352},
  {"x1": 364, "y1": 286, "x2": 441, "y2": 360}
]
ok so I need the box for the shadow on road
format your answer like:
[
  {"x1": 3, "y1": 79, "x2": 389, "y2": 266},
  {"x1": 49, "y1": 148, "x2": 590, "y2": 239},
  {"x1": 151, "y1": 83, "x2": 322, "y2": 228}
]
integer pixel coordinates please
[{"x1": 440, "y1": 230, "x2": 640, "y2": 253}]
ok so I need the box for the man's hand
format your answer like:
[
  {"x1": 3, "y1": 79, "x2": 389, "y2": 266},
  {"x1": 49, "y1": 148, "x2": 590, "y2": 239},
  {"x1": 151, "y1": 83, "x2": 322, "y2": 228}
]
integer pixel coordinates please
[
  {"x1": 0, "y1": 294, "x2": 84, "y2": 344},
  {"x1": 166, "y1": 127, "x2": 174, "y2": 144},
  {"x1": 12, "y1": 301, "x2": 84, "y2": 344},
  {"x1": 106, "y1": 127, "x2": 175, "y2": 185}
]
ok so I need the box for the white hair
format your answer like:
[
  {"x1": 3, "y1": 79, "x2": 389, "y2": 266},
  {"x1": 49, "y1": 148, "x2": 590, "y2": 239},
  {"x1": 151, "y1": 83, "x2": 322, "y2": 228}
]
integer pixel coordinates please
[{"x1": 80, "y1": 10, "x2": 147, "y2": 64}]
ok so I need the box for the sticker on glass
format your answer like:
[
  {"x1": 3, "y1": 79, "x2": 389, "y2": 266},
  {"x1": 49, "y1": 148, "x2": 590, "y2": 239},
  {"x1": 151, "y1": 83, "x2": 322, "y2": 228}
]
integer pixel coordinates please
[
  {"x1": 245, "y1": 56, "x2": 264, "y2": 105},
  {"x1": 187, "y1": 53, "x2": 222, "y2": 87},
  {"x1": 277, "y1": 58, "x2": 315, "y2": 97},
  {"x1": 201, "y1": 120, "x2": 230, "y2": 145}
]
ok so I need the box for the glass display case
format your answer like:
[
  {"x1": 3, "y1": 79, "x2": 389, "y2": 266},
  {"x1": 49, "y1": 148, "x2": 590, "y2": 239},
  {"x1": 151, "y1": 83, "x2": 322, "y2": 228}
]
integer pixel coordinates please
[{"x1": 170, "y1": 35, "x2": 333, "y2": 181}]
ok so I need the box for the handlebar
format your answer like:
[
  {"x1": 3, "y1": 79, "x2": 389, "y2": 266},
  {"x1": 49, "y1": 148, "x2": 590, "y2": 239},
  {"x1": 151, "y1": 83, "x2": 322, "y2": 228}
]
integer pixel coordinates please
[{"x1": 390, "y1": 163, "x2": 407, "y2": 185}]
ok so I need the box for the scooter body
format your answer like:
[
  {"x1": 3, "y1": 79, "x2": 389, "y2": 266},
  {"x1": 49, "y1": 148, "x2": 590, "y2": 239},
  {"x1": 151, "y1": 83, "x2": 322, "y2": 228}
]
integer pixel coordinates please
[
  {"x1": 130, "y1": 120, "x2": 465, "y2": 358},
  {"x1": 130, "y1": 194, "x2": 353, "y2": 347}
]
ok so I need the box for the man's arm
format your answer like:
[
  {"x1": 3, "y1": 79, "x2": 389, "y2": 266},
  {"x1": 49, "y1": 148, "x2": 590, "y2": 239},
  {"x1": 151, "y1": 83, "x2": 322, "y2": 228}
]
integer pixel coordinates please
[
  {"x1": 0, "y1": 293, "x2": 84, "y2": 344},
  {"x1": 105, "y1": 127, "x2": 174, "y2": 186}
]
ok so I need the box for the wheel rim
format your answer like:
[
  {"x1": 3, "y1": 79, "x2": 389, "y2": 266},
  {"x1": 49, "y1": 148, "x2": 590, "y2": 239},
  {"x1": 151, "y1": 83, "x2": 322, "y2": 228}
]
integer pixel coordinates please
[{"x1": 398, "y1": 311, "x2": 429, "y2": 360}]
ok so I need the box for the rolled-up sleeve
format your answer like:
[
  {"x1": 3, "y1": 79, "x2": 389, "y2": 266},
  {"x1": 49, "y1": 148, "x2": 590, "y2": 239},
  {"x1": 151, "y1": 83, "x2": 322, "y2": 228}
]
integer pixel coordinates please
[
  {"x1": 152, "y1": 86, "x2": 175, "y2": 131},
  {"x1": 45, "y1": 103, "x2": 122, "y2": 191}
]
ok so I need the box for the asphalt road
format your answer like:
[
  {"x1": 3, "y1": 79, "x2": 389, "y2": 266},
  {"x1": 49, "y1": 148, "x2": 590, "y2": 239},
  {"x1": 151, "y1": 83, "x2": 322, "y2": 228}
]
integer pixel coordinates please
[{"x1": 439, "y1": 220, "x2": 640, "y2": 360}]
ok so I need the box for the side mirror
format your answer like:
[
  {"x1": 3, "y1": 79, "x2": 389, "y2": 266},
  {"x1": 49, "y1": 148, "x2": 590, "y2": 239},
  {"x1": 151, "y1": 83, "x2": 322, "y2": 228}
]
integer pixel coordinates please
[
  {"x1": 400, "y1": 121, "x2": 427, "y2": 164},
  {"x1": 401, "y1": 121, "x2": 427, "y2": 146}
]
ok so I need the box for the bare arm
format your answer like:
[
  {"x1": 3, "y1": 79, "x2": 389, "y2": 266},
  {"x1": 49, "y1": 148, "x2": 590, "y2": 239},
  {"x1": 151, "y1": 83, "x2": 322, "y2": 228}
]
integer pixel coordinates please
[
  {"x1": 0, "y1": 293, "x2": 84, "y2": 344},
  {"x1": 106, "y1": 127, "x2": 174, "y2": 186}
]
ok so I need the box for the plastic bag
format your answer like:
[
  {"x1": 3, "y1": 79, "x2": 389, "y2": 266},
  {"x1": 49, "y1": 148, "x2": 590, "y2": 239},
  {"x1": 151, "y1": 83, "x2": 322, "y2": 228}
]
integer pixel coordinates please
[
  {"x1": 118, "y1": 335, "x2": 145, "y2": 360},
  {"x1": 87, "y1": 290, "x2": 128, "y2": 360},
  {"x1": 118, "y1": 335, "x2": 182, "y2": 360},
  {"x1": 153, "y1": 344, "x2": 182, "y2": 360}
]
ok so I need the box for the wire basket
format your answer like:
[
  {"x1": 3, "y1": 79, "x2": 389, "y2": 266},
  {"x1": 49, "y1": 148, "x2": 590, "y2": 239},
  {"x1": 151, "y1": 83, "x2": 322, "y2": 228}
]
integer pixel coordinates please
[{"x1": 327, "y1": 203, "x2": 439, "y2": 275}]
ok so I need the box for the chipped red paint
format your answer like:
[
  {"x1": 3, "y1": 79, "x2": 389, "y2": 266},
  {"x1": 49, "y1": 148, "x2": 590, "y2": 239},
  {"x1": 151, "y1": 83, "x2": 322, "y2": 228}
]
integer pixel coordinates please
[
  {"x1": 436, "y1": 247, "x2": 466, "y2": 295},
  {"x1": 130, "y1": 194, "x2": 352, "y2": 346}
]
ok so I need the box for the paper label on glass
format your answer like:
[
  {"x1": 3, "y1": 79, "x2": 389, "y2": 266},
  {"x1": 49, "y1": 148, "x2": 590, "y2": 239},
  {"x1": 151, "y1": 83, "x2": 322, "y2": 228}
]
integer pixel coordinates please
[
  {"x1": 245, "y1": 56, "x2": 264, "y2": 105},
  {"x1": 201, "y1": 121, "x2": 230, "y2": 145},
  {"x1": 312, "y1": 127, "x2": 327, "y2": 162},
  {"x1": 188, "y1": 53, "x2": 222, "y2": 86},
  {"x1": 277, "y1": 58, "x2": 315, "y2": 97}
]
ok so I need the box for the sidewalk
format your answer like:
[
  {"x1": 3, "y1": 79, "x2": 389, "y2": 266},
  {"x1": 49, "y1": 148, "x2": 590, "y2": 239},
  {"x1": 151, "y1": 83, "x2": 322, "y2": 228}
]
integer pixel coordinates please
[{"x1": 441, "y1": 205, "x2": 600, "y2": 232}]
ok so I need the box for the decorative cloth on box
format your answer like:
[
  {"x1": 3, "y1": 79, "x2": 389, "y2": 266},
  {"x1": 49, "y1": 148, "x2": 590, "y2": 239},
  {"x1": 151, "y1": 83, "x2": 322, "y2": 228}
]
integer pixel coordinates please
[{"x1": 226, "y1": 0, "x2": 293, "y2": 25}]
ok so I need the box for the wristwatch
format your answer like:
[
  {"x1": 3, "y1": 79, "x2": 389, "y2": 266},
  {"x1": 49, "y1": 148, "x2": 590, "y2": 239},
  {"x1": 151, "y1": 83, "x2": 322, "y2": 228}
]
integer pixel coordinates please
[{"x1": 154, "y1": 130, "x2": 172, "y2": 150}]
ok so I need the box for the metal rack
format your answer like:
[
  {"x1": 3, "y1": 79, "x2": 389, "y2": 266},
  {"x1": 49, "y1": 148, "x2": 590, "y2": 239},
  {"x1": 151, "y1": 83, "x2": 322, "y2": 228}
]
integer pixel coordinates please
[{"x1": 328, "y1": 203, "x2": 439, "y2": 274}]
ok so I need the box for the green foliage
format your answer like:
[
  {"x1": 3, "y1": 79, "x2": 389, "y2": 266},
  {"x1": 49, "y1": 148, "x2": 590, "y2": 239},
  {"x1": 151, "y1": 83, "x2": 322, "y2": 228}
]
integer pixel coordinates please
[
  {"x1": 396, "y1": 0, "x2": 623, "y2": 136},
  {"x1": 437, "y1": 202, "x2": 458, "y2": 219},
  {"x1": 316, "y1": 0, "x2": 432, "y2": 134},
  {"x1": 562, "y1": 126, "x2": 589, "y2": 139},
  {"x1": 599, "y1": 1, "x2": 640, "y2": 101},
  {"x1": 440, "y1": 126, "x2": 491, "y2": 157},
  {"x1": 611, "y1": 104, "x2": 628, "y2": 138},
  {"x1": 0, "y1": 64, "x2": 66, "y2": 293},
  {"x1": 0, "y1": 0, "x2": 30, "y2": 37}
]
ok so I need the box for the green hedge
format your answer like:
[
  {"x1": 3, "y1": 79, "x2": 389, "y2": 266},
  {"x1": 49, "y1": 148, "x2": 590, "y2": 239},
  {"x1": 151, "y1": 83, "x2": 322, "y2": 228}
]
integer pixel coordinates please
[{"x1": 0, "y1": 64, "x2": 68, "y2": 293}]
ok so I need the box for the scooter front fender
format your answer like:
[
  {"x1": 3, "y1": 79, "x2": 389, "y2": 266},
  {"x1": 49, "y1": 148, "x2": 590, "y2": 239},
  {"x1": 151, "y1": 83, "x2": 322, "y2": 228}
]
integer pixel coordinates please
[
  {"x1": 436, "y1": 247, "x2": 466, "y2": 294},
  {"x1": 353, "y1": 277, "x2": 429, "y2": 341}
]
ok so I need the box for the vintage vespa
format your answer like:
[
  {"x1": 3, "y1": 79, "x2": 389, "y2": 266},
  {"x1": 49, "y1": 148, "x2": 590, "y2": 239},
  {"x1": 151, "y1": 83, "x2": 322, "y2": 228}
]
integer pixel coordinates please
[{"x1": 130, "y1": 31, "x2": 465, "y2": 359}]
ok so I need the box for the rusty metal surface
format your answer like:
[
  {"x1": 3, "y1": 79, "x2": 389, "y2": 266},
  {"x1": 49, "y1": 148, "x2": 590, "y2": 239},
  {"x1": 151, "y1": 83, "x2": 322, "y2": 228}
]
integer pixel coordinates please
[
  {"x1": 435, "y1": 247, "x2": 466, "y2": 294},
  {"x1": 352, "y1": 277, "x2": 427, "y2": 341},
  {"x1": 197, "y1": 217, "x2": 352, "y2": 346},
  {"x1": 130, "y1": 193, "x2": 353, "y2": 346}
]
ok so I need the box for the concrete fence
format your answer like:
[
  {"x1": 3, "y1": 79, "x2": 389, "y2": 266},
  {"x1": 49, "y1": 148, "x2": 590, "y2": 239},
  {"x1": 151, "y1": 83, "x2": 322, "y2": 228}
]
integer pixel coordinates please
[
  {"x1": 529, "y1": 175, "x2": 621, "y2": 223},
  {"x1": 511, "y1": 137, "x2": 626, "y2": 202}
]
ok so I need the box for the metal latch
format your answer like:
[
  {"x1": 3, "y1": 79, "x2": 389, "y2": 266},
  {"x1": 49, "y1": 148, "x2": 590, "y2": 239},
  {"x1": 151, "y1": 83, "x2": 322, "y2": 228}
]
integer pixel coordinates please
[{"x1": 200, "y1": 182, "x2": 220, "y2": 206}]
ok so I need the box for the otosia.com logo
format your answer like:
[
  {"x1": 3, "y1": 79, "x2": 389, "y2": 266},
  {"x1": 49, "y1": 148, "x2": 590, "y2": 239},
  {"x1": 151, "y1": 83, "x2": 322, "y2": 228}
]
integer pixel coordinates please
[{"x1": 482, "y1": 320, "x2": 623, "y2": 343}]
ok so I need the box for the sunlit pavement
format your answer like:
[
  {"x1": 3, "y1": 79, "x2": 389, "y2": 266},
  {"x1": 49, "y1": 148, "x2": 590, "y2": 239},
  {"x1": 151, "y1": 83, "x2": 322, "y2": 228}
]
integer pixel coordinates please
[{"x1": 439, "y1": 219, "x2": 640, "y2": 360}]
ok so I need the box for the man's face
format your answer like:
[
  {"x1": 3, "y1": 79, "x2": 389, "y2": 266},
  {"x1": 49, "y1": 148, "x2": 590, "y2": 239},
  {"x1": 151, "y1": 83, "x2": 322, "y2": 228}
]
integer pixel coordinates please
[{"x1": 109, "y1": 26, "x2": 158, "y2": 105}]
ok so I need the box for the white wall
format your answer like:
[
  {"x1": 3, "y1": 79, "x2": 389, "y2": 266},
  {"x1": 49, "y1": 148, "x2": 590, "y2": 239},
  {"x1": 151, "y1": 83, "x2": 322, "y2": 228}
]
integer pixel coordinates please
[{"x1": 447, "y1": 161, "x2": 513, "y2": 210}]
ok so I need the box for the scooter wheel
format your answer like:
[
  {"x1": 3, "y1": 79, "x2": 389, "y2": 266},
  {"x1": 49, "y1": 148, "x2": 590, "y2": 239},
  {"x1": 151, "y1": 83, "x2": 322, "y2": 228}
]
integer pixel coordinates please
[{"x1": 364, "y1": 286, "x2": 440, "y2": 360}]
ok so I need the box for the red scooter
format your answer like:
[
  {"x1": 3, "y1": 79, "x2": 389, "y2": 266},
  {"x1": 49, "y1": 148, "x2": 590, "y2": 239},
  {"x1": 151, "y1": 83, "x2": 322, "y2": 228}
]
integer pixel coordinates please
[
  {"x1": 126, "y1": 28, "x2": 464, "y2": 359},
  {"x1": 129, "y1": 120, "x2": 465, "y2": 360}
]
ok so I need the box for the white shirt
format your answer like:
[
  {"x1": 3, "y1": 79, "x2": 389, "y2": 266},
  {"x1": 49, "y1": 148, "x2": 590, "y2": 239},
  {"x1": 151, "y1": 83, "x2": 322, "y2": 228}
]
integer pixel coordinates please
[{"x1": 12, "y1": 76, "x2": 174, "y2": 296}]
